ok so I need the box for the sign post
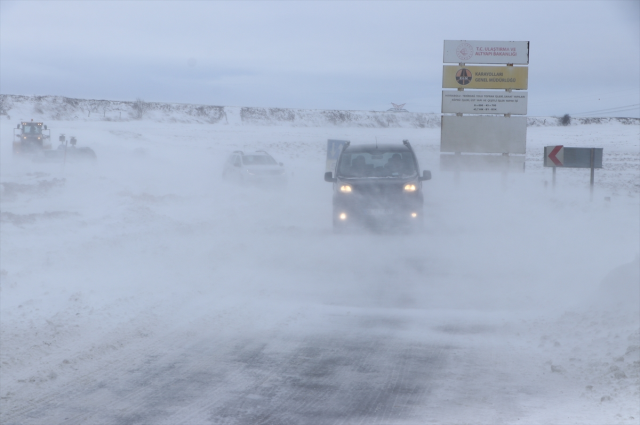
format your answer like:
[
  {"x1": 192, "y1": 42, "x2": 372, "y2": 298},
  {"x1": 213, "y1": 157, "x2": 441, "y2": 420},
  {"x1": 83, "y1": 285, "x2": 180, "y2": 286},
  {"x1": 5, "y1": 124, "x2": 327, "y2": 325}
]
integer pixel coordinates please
[
  {"x1": 544, "y1": 146, "x2": 603, "y2": 197},
  {"x1": 440, "y1": 40, "x2": 529, "y2": 179}
]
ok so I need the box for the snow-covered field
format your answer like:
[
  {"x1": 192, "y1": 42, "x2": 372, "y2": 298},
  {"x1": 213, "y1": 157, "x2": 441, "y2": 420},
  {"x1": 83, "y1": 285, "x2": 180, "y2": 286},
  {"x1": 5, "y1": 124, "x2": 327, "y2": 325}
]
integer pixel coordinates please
[{"x1": 1, "y1": 114, "x2": 638, "y2": 424}]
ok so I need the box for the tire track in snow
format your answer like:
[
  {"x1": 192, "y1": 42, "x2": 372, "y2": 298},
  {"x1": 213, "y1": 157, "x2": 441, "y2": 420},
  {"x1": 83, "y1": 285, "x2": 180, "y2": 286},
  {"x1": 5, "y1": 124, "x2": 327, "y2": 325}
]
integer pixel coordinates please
[
  {"x1": 5, "y1": 311, "x2": 447, "y2": 425},
  {"x1": 0, "y1": 305, "x2": 247, "y2": 425},
  {"x1": 195, "y1": 316, "x2": 446, "y2": 425}
]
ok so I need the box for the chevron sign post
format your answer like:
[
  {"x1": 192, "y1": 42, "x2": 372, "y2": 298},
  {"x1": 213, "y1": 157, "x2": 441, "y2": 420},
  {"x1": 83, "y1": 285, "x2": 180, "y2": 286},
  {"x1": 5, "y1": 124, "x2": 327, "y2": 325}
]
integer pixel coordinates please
[
  {"x1": 544, "y1": 146, "x2": 603, "y2": 168},
  {"x1": 544, "y1": 146, "x2": 603, "y2": 197}
]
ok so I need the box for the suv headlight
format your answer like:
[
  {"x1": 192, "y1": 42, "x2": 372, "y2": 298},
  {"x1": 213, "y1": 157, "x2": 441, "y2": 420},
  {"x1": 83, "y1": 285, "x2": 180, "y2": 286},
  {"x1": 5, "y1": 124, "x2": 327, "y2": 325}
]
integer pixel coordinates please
[
  {"x1": 340, "y1": 185, "x2": 352, "y2": 193},
  {"x1": 404, "y1": 184, "x2": 417, "y2": 192}
]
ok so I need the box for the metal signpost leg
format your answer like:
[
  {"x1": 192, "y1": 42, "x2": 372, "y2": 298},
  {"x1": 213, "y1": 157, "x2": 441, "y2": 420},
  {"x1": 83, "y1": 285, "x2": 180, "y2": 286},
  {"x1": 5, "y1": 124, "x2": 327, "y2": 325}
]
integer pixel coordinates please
[
  {"x1": 590, "y1": 148, "x2": 595, "y2": 201},
  {"x1": 552, "y1": 166, "x2": 556, "y2": 190},
  {"x1": 455, "y1": 66, "x2": 462, "y2": 188},
  {"x1": 63, "y1": 139, "x2": 68, "y2": 168},
  {"x1": 455, "y1": 152, "x2": 461, "y2": 186},
  {"x1": 502, "y1": 153, "x2": 508, "y2": 192},
  {"x1": 502, "y1": 84, "x2": 511, "y2": 192}
]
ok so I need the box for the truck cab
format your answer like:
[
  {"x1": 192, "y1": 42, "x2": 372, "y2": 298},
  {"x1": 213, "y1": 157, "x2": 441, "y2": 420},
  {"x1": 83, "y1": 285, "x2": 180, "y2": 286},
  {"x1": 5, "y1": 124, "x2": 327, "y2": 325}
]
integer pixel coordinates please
[{"x1": 13, "y1": 120, "x2": 51, "y2": 154}]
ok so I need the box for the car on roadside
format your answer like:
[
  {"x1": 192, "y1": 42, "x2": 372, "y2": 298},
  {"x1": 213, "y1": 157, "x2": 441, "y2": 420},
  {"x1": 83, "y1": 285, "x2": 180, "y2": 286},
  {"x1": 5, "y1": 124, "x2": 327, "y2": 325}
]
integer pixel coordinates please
[
  {"x1": 324, "y1": 140, "x2": 431, "y2": 232},
  {"x1": 222, "y1": 150, "x2": 287, "y2": 187}
]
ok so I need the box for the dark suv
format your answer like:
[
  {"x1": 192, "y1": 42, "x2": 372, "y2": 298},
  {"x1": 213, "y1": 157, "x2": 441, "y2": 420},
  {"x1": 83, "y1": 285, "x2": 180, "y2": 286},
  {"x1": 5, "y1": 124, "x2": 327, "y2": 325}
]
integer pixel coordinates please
[{"x1": 324, "y1": 140, "x2": 431, "y2": 232}]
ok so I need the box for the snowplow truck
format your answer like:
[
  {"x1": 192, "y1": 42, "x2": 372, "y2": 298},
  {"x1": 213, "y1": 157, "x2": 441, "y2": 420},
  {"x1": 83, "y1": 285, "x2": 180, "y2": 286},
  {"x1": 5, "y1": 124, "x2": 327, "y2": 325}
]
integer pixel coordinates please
[{"x1": 13, "y1": 120, "x2": 51, "y2": 155}]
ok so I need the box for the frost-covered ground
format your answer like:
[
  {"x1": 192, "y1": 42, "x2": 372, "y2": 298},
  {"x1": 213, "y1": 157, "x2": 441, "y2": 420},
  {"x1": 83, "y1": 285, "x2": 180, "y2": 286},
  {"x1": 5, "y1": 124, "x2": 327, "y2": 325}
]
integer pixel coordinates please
[{"x1": 1, "y1": 115, "x2": 639, "y2": 424}]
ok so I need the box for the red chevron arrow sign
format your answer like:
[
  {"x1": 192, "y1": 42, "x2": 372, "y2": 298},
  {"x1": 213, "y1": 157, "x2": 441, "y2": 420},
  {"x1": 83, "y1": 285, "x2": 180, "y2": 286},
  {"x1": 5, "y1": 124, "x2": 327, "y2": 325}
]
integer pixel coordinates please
[{"x1": 544, "y1": 145, "x2": 564, "y2": 167}]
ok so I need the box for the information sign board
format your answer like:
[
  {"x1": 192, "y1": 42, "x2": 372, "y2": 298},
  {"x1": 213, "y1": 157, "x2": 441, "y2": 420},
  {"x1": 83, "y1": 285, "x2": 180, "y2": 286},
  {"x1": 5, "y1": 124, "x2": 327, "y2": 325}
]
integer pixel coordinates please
[
  {"x1": 544, "y1": 146, "x2": 603, "y2": 168},
  {"x1": 441, "y1": 116, "x2": 527, "y2": 154},
  {"x1": 444, "y1": 40, "x2": 529, "y2": 64},
  {"x1": 442, "y1": 91, "x2": 527, "y2": 115},
  {"x1": 443, "y1": 66, "x2": 528, "y2": 90},
  {"x1": 440, "y1": 153, "x2": 525, "y2": 173},
  {"x1": 326, "y1": 139, "x2": 348, "y2": 172}
]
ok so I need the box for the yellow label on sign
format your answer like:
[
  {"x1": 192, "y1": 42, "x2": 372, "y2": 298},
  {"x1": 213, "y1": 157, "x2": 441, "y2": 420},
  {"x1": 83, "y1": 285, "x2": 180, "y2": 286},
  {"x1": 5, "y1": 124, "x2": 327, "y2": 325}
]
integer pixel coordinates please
[{"x1": 443, "y1": 65, "x2": 528, "y2": 90}]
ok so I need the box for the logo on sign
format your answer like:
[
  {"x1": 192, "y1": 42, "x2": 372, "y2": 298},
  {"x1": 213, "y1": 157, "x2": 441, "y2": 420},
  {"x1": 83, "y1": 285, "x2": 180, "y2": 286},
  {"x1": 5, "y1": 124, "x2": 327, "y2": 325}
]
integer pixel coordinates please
[
  {"x1": 455, "y1": 68, "x2": 473, "y2": 85},
  {"x1": 456, "y1": 43, "x2": 474, "y2": 61}
]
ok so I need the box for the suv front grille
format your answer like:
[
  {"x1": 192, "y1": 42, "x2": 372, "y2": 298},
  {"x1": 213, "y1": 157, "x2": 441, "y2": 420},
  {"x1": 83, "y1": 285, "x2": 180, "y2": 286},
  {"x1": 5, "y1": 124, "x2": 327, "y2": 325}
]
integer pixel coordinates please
[{"x1": 351, "y1": 183, "x2": 404, "y2": 196}]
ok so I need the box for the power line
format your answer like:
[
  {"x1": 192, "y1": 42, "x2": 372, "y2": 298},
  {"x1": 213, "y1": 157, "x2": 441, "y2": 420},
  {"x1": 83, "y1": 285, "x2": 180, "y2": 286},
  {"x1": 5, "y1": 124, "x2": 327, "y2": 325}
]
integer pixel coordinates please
[
  {"x1": 576, "y1": 109, "x2": 639, "y2": 117},
  {"x1": 576, "y1": 106, "x2": 638, "y2": 115},
  {"x1": 572, "y1": 103, "x2": 640, "y2": 116},
  {"x1": 528, "y1": 88, "x2": 634, "y2": 107},
  {"x1": 578, "y1": 109, "x2": 639, "y2": 117},
  {"x1": 532, "y1": 97, "x2": 637, "y2": 109}
]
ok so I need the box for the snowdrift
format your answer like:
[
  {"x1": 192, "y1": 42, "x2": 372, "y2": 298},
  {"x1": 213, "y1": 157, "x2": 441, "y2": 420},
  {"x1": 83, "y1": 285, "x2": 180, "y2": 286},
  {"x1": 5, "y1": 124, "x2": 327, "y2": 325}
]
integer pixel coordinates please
[
  {"x1": 1, "y1": 117, "x2": 639, "y2": 423},
  {"x1": 2, "y1": 94, "x2": 638, "y2": 128},
  {"x1": 0, "y1": 95, "x2": 438, "y2": 128},
  {"x1": 591, "y1": 258, "x2": 640, "y2": 311}
]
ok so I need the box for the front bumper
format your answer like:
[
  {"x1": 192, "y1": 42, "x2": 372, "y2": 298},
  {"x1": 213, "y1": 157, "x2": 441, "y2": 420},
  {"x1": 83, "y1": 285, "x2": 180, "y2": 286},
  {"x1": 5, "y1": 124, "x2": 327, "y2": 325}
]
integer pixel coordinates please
[{"x1": 333, "y1": 193, "x2": 423, "y2": 229}]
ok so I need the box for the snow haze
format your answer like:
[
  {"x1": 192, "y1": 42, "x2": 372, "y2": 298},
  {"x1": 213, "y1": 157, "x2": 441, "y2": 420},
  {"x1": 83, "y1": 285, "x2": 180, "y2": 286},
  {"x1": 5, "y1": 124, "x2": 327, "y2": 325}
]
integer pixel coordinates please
[
  {"x1": 1, "y1": 1, "x2": 639, "y2": 117},
  {"x1": 1, "y1": 0, "x2": 640, "y2": 421},
  {"x1": 1, "y1": 106, "x2": 639, "y2": 423}
]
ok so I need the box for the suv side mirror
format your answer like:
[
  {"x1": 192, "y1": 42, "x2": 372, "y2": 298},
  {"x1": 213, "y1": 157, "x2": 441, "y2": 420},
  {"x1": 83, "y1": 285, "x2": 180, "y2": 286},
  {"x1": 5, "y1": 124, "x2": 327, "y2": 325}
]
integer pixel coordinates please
[
  {"x1": 17, "y1": 124, "x2": 20, "y2": 129},
  {"x1": 44, "y1": 125, "x2": 47, "y2": 130},
  {"x1": 419, "y1": 170, "x2": 432, "y2": 181},
  {"x1": 324, "y1": 171, "x2": 336, "y2": 182}
]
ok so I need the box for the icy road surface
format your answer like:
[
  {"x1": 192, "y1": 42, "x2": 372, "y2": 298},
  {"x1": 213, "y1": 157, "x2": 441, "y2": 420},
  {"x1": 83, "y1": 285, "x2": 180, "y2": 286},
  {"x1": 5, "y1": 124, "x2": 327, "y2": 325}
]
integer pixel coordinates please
[{"x1": 1, "y1": 121, "x2": 639, "y2": 424}]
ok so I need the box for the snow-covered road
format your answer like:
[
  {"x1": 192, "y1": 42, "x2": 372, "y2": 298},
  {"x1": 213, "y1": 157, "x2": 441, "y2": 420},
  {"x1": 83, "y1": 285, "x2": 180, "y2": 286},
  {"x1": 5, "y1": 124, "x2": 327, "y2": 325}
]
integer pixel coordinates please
[{"x1": 1, "y1": 120, "x2": 639, "y2": 424}]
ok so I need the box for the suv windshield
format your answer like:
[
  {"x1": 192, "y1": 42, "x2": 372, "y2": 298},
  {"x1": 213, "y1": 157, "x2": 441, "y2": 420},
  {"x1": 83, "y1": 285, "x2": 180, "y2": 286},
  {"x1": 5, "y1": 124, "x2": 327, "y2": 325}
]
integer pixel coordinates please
[
  {"x1": 243, "y1": 155, "x2": 276, "y2": 165},
  {"x1": 337, "y1": 150, "x2": 417, "y2": 178}
]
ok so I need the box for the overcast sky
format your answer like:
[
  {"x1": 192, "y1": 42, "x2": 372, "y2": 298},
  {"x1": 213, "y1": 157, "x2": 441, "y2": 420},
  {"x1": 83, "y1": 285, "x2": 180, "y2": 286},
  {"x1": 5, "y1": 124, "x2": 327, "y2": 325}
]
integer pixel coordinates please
[{"x1": 1, "y1": 1, "x2": 638, "y2": 117}]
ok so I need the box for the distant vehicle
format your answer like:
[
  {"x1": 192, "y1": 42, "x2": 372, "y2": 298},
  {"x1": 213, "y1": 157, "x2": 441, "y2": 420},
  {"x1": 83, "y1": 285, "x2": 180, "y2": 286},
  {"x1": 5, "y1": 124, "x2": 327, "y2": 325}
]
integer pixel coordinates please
[
  {"x1": 324, "y1": 140, "x2": 431, "y2": 232},
  {"x1": 13, "y1": 120, "x2": 52, "y2": 155},
  {"x1": 222, "y1": 150, "x2": 287, "y2": 187}
]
